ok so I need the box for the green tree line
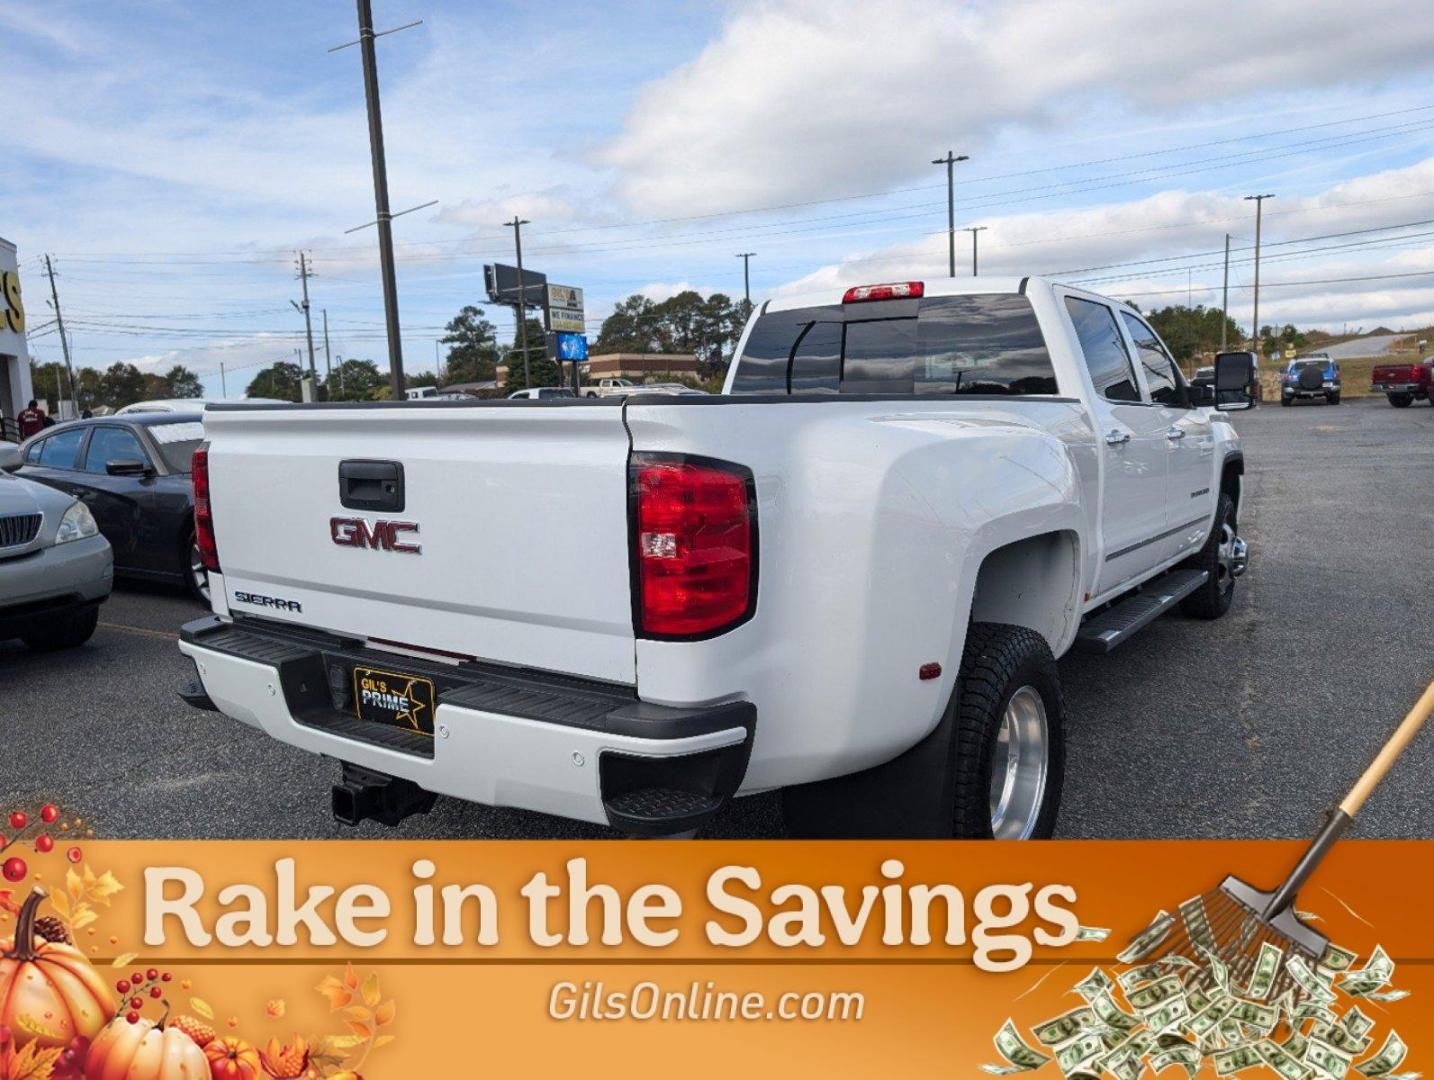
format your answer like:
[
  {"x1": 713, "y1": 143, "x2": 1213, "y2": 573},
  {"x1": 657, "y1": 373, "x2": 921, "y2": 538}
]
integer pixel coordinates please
[{"x1": 28, "y1": 360, "x2": 203, "y2": 411}]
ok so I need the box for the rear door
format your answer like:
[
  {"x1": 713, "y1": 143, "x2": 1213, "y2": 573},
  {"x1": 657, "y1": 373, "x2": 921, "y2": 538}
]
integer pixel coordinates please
[
  {"x1": 77, "y1": 423, "x2": 154, "y2": 570},
  {"x1": 1059, "y1": 293, "x2": 1169, "y2": 596},
  {"x1": 203, "y1": 403, "x2": 638, "y2": 685}
]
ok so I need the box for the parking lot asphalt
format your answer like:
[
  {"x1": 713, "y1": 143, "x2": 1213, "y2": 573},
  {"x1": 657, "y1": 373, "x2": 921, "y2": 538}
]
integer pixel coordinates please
[{"x1": 3, "y1": 395, "x2": 1432, "y2": 840}]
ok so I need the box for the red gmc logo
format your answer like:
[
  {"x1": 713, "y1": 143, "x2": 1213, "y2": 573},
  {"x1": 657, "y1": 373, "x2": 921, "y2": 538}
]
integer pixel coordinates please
[{"x1": 330, "y1": 517, "x2": 421, "y2": 554}]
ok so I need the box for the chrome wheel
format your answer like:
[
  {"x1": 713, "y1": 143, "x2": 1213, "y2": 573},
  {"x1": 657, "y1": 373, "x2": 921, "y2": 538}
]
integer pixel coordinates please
[
  {"x1": 988, "y1": 685, "x2": 1049, "y2": 840},
  {"x1": 190, "y1": 541, "x2": 210, "y2": 603},
  {"x1": 1215, "y1": 521, "x2": 1245, "y2": 590}
]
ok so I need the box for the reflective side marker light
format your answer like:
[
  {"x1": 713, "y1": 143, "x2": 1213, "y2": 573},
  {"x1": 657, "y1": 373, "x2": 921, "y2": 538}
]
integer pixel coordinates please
[{"x1": 919, "y1": 662, "x2": 942, "y2": 681}]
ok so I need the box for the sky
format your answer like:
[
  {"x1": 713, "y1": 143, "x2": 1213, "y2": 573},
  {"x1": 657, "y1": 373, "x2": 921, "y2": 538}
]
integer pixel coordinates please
[{"x1": 7, "y1": 0, "x2": 1434, "y2": 399}]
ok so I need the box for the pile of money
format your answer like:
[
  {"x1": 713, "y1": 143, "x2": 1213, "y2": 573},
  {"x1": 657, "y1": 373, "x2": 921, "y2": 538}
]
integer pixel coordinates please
[{"x1": 982, "y1": 904, "x2": 1414, "y2": 1080}]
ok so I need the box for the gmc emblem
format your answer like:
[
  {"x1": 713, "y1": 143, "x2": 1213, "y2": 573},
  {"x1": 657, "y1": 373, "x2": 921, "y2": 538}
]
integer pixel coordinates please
[{"x1": 330, "y1": 517, "x2": 421, "y2": 554}]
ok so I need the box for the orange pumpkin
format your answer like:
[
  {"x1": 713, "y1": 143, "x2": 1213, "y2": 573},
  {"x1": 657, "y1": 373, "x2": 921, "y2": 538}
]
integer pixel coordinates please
[
  {"x1": 85, "y1": 1015, "x2": 209, "y2": 1080},
  {"x1": 204, "y1": 1036, "x2": 262, "y2": 1080},
  {"x1": 0, "y1": 887, "x2": 114, "y2": 1050}
]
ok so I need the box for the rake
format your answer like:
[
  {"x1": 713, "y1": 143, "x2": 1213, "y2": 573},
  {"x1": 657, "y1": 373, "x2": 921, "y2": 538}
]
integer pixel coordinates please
[{"x1": 1135, "y1": 678, "x2": 1434, "y2": 1002}]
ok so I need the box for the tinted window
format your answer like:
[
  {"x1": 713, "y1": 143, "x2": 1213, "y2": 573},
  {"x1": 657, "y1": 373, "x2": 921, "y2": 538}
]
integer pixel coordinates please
[
  {"x1": 731, "y1": 294, "x2": 1058, "y2": 396},
  {"x1": 36, "y1": 427, "x2": 85, "y2": 468},
  {"x1": 83, "y1": 426, "x2": 148, "y2": 473},
  {"x1": 1064, "y1": 297, "x2": 1140, "y2": 402},
  {"x1": 1120, "y1": 312, "x2": 1182, "y2": 406},
  {"x1": 147, "y1": 421, "x2": 205, "y2": 472}
]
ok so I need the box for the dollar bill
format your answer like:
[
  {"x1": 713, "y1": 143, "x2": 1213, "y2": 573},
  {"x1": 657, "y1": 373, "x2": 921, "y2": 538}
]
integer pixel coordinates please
[
  {"x1": 1056, "y1": 1033, "x2": 1106, "y2": 1075},
  {"x1": 1074, "y1": 968, "x2": 1114, "y2": 1002},
  {"x1": 1288, "y1": 955, "x2": 1339, "y2": 1005},
  {"x1": 1340, "y1": 946, "x2": 1394, "y2": 996},
  {"x1": 1311, "y1": 1021, "x2": 1373, "y2": 1057},
  {"x1": 1179, "y1": 896, "x2": 1217, "y2": 952},
  {"x1": 1355, "y1": 1032, "x2": 1407, "y2": 1078},
  {"x1": 1075, "y1": 925, "x2": 1112, "y2": 942},
  {"x1": 1146, "y1": 997, "x2": 1191, "y2": 1034},
  {"x1": 1295, "y1": 1000, "x2": 1339, "y2": 1027},
  {"x1": 1187, "y1": 997, "x2": 1237, "y2": 1039},
  {"x1": 1342, "y1": 1007, "x2": 1376, "y2": 1040},
  {"x1": 1128, "y1": 975, "x2": 1185, "y2": 1014},
  {"x1": 984, "y1": 1019, "x2": 1053, "y2": 1074},
  {"x1": 1151, "y1": 1044, "x2": 1200, "y2": 1079},
  {"x1": 1186, "y1": 985, "x2": 1212, "y2": 1015},
  {"x1": 1119, "y1": 963, "x2": 1170, "y2": 992},
  {"x1": 1362, "y1": 989, "x2": 1409, "y2": 1003},
  {"x1": 1213, "y1": 1044, "x2": 1264, "y2": 1076},
  {"x1": 1259, "y1": 1039, "x2": 1313, "y2": 1080},
  {"x1": 1033, "y1": 1006, "x2": 1098, "y2": 1047},
  {"x1": 1283, "y1": 1032, "x2": 1310, "y2": 1060},
  {"x1": 1090, "y1": 990, "x2": 1141, "y2": 1034},
  {"x1": 1319, "y1": 943, "x2": 1358, "y2": 973},
  {"x1": 1307, "y1": 1037, "x2": 1354, "y2": 1079},
  {"x1": 1118, "y1": 911, "x2": 1176, "y2": 965},
  {"x1": 1228, "y1": 999, "x2": 1278, "y2": 1033},
  {"x1": 1200, "y1": 945, "x2": 1232, "y2": 993},
  {"x1": 1246, "y1": 941, "x2": 1284, "y2": 1001}
]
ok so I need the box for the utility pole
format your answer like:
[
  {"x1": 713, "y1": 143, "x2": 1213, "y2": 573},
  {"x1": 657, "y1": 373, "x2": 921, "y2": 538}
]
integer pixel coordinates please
[
  {"x1": 322, "y1": 308, "x2": 333, "y2": 383},
  {"x1": 505, "y1": 216, "x2": 532, "y2": 388},
  {"x1": 931, "y1": 150, "x2": 969, "y2": 278},
  {"x1": 220, "y1": 362, "x2": 227, "y2": 400},
  {"x1": 1221, "y1": 234, "x2": 1230, "y2": 351},
  {"x1": 292, "y1": 252, "x2": 318, "y2": 387},
  {"x1": 736, "y1": 252, "x2": 755, "y2": 313},
  {"x1": 963, "y1": 226, "x2": 987, "y2": 276},
  {"x1": 1244, "y1": 194, "x2": 1275, "y2": 354},
  {"x1": 354, "y1": 0, "x2": 405, "y2": 400},
  {"x1": 42, "y1": 256, "x2": 76, "y2": 415}
]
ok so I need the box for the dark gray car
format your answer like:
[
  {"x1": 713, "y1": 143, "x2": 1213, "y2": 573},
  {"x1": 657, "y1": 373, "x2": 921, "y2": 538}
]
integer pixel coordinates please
[{"x1": 0, "y1": 446, "x2": 113, "y2": 650}]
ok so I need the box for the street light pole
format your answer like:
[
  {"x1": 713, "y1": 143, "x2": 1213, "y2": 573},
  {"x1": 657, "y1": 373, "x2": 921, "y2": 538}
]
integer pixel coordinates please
[
  {"x1": 931, "y1": 151, "x2": 969, "y2": 278},
  {"x1": 963, "y1": 226, "x2": 987, "y2": 276},
  {"x1": 505, "y1": 217, "x2": 532, "y2": 388},
  {"x1": 1221, "y1": 234, "x2": 1230, "y2": 351},
  {"x1": 1244, "y1": 194, "x2": 1275, "y2": 354},
  {"x1": 736, "y1": 252, "x2": 755, "y2": 314}
]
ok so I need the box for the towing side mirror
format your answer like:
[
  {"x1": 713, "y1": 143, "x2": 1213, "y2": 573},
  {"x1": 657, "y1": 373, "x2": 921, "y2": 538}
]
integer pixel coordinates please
[
  {"x1": 1187, "y1": 383, "x2": 1217, "y2": 407},
  {"x1": 1214, "y1": 352, "x2": 1257, "y2": 411}
]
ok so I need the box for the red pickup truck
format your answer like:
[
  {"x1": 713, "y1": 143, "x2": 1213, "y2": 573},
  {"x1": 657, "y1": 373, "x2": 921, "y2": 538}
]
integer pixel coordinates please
[{"x1": 1371, "y1": 358, "x2": 1434, "y2": 407}]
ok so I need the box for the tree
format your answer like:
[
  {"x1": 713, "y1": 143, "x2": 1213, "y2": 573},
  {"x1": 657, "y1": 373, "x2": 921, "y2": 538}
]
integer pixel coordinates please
[
  {"x1": 100, "y1": 363, "x2": 146, "y2": 408},
  {"x1": 246, "y1": 361, "x2": 304, "y2": 402},
  {"x1": 595, "y1": 291, "x2": 747, "y2": 377},
  {"x1": 502, "y1": 318, "x2": 560, "y2": 391},
  {"x1": 327, "y1": 359, "x2": 385, "y2": 402},
  {"x1": 595, "y1": 295, "x2": 660, "y2": 353},
  {"x1": 164, "y1": 365, "x2": 204, "y2": 398},
  {"x1": 440, "y1": 305, "x2": 499, "y2": 385},
  {"x1": 1144, "y1": 305, "x2": 1243, "y2": 363}
]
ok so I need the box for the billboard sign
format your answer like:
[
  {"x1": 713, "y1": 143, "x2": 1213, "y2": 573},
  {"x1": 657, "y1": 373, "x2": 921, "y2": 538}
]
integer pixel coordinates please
[
  {"x1": 547, "y1": 284, "x2": 585, "y2": 334},
  {"x1": 484, "y1": 263, "x2": 547, "y2": 308},
  {"x1": 554, "y1": 332, "x2": 588, "y2": 362}
]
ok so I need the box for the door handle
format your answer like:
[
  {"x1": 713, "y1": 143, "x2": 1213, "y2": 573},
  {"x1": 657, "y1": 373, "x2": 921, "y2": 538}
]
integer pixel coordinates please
[
  {"x1": 1166, "y1": 427, "x2": 1186, "y2": 440},
  {"x1": 1104, "y1": 430, "x2": 1131, "y2": 445}
]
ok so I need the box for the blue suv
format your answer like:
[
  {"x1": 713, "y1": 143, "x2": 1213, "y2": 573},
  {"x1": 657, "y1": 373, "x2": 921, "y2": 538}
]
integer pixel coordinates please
[{"x1": 1280, "y1": 354, "x2": 1341, "y2": 406}]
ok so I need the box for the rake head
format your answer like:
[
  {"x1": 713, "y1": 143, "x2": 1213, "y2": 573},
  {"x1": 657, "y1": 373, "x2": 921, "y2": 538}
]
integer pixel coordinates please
[{"x1": 1147, "y1": 876, "x2": 1328, "y2": 1004}]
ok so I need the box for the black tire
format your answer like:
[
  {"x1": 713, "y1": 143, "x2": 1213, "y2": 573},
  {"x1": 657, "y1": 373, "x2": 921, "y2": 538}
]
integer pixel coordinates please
[
  {"x1": 22, "y1": 606, "x2": 99, "y2": 651},
  {"x1": 1327, "y1": 393, "x2": 1341, "y2": 405},
  {"x1": 1280, "y1": 395, "x2": 1292, "y2": 407},
  {"x1": 1180, "y1": 492, "x2": 1237, "y2": 619},
  {"x1": 948, "y1": 623, "x2": 1065, "y2": 839},
  {"x1": 1389, "y1": 393, "x2": 1413, "y2": 408},
  {"x1": 182, "y1": 530, "x2": 210, "y2": 606}
]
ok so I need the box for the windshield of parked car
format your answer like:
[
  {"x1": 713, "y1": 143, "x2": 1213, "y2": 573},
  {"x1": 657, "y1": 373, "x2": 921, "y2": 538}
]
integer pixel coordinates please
[
  {"x1": 146, "y1": 421, "x2": 205, "y2": 473},
  {"x1": 731, "y1": 293, "x2": 1058, "y2": 396}
]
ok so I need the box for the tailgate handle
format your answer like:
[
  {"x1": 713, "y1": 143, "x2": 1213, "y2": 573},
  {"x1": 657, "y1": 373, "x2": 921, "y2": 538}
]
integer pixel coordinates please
[{"x1": 338, "y1": 460, "x2": 405, "y2": 512}]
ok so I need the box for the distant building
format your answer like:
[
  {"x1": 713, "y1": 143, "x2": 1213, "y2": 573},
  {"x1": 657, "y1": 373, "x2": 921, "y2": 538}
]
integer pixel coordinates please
[
  {"x1": 0, "y1": 236, "x2": 34, "y2": 441},
  {"x1": 497, "y1": 353, "x2": 698, "y2": 389}
]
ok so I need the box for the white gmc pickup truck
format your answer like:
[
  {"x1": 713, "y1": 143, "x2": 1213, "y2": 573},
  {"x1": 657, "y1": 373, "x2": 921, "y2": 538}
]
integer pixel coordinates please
[{"x1": 178, "y1": 277, "x2": 1252, "y2": 839}]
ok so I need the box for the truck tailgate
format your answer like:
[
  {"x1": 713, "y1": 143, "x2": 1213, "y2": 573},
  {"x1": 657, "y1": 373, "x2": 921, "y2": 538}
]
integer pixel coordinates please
[{"x1": 202, "y1": 404, "x2": 636, "y2": 685}]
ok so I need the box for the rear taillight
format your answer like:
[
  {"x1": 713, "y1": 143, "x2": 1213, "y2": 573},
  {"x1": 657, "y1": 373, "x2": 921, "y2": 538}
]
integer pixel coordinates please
[
  {"x1": 192, "y1": 444, "x2": 219, "y2": 572},
  {"x1": 631, "y1": 454, "x2": 756, "y2": 639},
  {"x1": 842, "y1": 281, "x2": 924, "y2": 303}
]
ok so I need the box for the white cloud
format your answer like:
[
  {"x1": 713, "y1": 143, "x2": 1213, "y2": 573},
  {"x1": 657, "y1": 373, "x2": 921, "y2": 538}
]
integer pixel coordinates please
[{"x1": 601, "y1": 0, "x2": 1434, "y2": 216}]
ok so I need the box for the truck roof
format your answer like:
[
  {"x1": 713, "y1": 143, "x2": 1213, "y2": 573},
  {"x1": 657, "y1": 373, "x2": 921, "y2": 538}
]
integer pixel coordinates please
[{"x1": 762, "y1": 275, "x2": 1127, "y2": 315}]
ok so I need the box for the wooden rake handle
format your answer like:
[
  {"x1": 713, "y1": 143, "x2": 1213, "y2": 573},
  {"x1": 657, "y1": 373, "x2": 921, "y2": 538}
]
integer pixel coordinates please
[{"x1": 1339, "y1": 677, "x2": 1434, "y2": 818}]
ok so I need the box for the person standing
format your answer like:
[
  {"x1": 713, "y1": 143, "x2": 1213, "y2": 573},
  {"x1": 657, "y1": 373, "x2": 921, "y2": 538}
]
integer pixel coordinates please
[{"x1": 17, "y1": 399, "x2": 45, "y2": 439}]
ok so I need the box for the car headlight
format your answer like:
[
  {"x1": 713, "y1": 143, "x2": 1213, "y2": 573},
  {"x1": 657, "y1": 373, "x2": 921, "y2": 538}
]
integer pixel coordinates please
[{"x1": 55, "y1": 501, "x2": 98, "y2": 545}]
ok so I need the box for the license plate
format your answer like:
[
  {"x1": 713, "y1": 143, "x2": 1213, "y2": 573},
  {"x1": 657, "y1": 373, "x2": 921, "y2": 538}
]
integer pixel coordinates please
[{"x1": 352, "y1": 665, "x2": 436, "y2": 736}]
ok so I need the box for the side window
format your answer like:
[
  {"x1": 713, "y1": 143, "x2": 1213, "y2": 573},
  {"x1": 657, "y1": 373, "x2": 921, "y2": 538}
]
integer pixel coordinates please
[
  {"x1": 83, "y1": 426, "x2": 149, "y2": 473},
  {"x1": 35, "y1": 427, "x2": 85, "y2": 469},
  {"x1": 1120, "y1": 312, "x2": 1183, "y2": 407},
  {"x1": 24, "y1": 438, "x2": 44, "y2": 464},
  {"x1": 1064, "y1": 296, "x2": 1141, "y2": 402},
  {"x1": 789, "y1": 321, "x2": 841, "y2": 393}
]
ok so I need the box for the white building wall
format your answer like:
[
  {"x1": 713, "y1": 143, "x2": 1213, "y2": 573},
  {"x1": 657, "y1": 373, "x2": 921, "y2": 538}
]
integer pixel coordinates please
[{"x1": 0, "y1": 237, "x2": 33, "y2": 437}]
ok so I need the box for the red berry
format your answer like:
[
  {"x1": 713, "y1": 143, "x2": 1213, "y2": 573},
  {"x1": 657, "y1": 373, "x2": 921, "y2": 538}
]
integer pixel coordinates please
[
  {"x1": 146, "y1": 967, "x2": 159, "y2": 981},
  {"x1": 1, "y1": 857, "x2": 26, "y2": 882},
  {"x1": 161, "y1": 972, "x2": 172, "y2": 982},
  {"x1": 125, "y1": 1012, "x2": 139, "y2": 1025},
  {"x1": 40, "y1": 805, "x2": 58, "y2": 824},
  {"x1": 131, "y1": 972, "x2": 143, "y2": 986},
  {"x1": 149, "y1": 986, "x2": 162, "y2": 999},
  {"x1": 66, "y1": 846, "x2": 82, "y2": 864},
  {"x1": 35, "y1": 834, "x2": 54, "y2": 853},
  {"x1": 129, "y1": 997, "x2": 143, "y2": 1010},
  {"x1": 8, "y1": 811, "x2": 25, "y2": 831},
  {"x1": 116, "y1": 980, "x2": 130, "y2": 994}
]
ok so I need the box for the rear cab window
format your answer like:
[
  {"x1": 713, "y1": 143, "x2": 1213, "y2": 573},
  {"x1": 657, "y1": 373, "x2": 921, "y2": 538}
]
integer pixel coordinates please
[{"x1": 731, "y1": 293, "x2": 1059, "y2": 397}]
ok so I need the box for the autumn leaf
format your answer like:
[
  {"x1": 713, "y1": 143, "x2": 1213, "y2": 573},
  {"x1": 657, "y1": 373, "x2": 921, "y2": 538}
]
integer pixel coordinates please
[
  {"x1": 360, "y1": 972, "x2": 381, "y2": 1008},
  {"x1": 265, "y1": 999, "x2": 286, "y2": 1019},
  {"x1": 3, "y1": 1041, "x2": 64, "y2": 1080},
  {"x1": 0, "y1": 890, "x2": 19, "y2": 917},
  {"x1": 320, "y1": 1035, "x2": 365, "y2": 1053},
  {"x1": 65, "y1": 869, "x2": 83, "y2": 904},
  {"x1": 111, "y1": 952, "x2": 138, "y2": 968},
  {"x1": 373, "y1": 1034, "x2": 396, "y2": 1049},
  {"x1": 70, "y1": 908, "x2": 98, "y2": 931},
  {"x1": 373, "y1": 999, "x2": 395, "y2": 1027},
  {"x1": 342, "y1": 1006, "x2": 371, "y2": 1025},
  {"x1": 344, "y1": 1020, "x2": 371, "y2": 1040},
  {"x1": 46, "y1": 892, "x2": 69, "y2": 920},
  {"x1": 87, "y1": 870, "x2": 124, "y2": 905},
  {"x1": 342, "y1": 963, "x2": 358, "y2": 990},
  {"x1": 315, "y1": 975, "x2": 353, "y2": 1011},
  {"x1": 190, "y1": 997, "x2": 215, "y2": 1020}
]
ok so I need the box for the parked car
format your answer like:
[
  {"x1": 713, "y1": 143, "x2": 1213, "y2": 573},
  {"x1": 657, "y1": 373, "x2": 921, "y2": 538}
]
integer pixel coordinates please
[
  {"x1": 0, "y1": 446, "x2": 113, "y2": 651},
  {"x1": 16, "y1": 413, "x2": 210, "y2": 602},
  {"x1": 507, "y1": 387, "x2": 578, "y2": 400},
  {"x1": 117, "y1": 398, "x2": 284, "y2": 414},
  {"x1": 581, "y1": 377, "x2": 637, "y2": 398},
  {"x1": 631, "y1": 383, "x2": 710, "y2": 396},
  {"x1": 1370, "y1": 357, "x2": 1434, "y2": 407},
  {"x1": 178, "y1": 276, "x2": 1251, "y2": 841},
  {"x1": 1280, "y1": 355, "x2": 1341, "y2": 405}
]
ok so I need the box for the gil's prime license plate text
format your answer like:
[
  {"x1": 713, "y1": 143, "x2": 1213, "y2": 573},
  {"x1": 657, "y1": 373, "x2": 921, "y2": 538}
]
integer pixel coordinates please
[{"x1": 352, "y1": 666, "x2": 436, "y2": 736}]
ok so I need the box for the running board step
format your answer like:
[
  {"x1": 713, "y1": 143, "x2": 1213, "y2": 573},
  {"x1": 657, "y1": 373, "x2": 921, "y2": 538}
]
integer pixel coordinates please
[{"x1": 1074, "y1": 569, "x2": 1208, "y2": 654}]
